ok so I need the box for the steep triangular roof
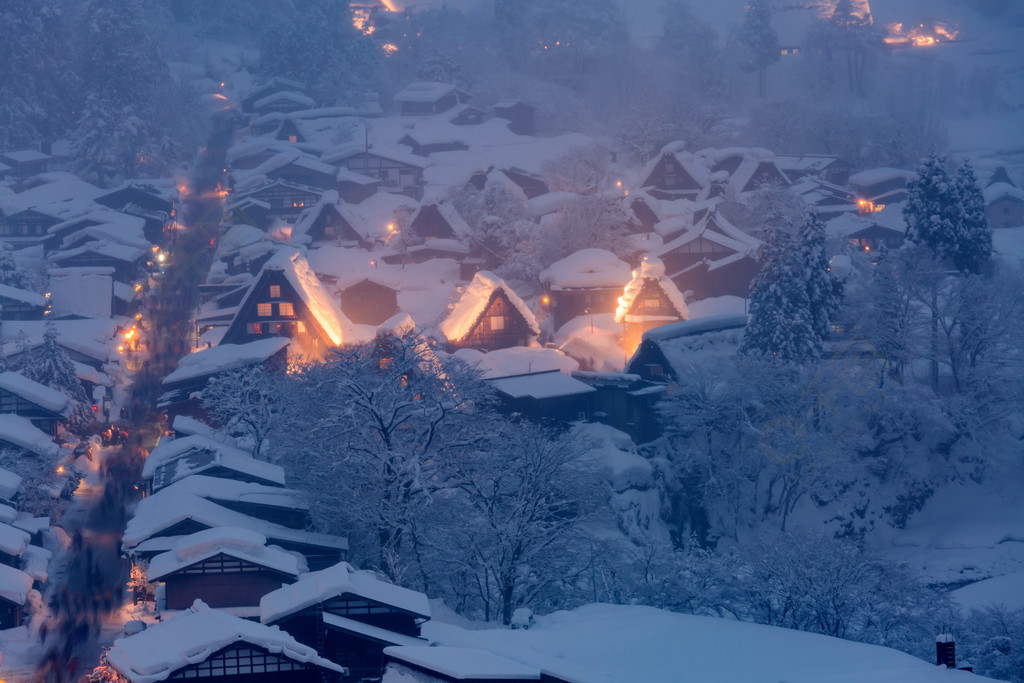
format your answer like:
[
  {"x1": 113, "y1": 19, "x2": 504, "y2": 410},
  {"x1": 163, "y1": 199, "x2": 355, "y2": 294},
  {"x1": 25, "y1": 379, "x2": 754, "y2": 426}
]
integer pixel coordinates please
[
  {"x1": 229, "y1": 248, "x2": 351, "y2": 347},
  {"x1": 439, "y1": 271, "x2": 539, "y2": 342},
  {"x1": 615, "y1": 257, "x2": 689, "y2": 324}
]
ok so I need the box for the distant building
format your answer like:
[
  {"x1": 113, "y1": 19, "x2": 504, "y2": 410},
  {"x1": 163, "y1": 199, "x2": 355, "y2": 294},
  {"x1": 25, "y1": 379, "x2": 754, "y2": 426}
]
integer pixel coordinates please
[
  {"x1": 0, "y1": 150, "x2": 50, "y2": 178},
  {"x1": 984, "y1": 173, "x2": 1024, "y2": 229},
  {"x1": 493, "y1": 100, "x2": 536, "y2": 136},
  {"x1": 849, "y1": 168, "x2": 915, "y2": 206},
  {"x1": 540, "y1": 249, "x2": 631, "y2": 331},
  {"x1": 393, "y1": 82, "x2": 471, "y2": 115}
]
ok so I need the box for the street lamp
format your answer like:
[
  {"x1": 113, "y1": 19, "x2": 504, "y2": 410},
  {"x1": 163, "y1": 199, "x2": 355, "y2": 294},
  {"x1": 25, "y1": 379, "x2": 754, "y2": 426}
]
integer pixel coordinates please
[{"x1": 584, "y1": 307, "x2": 594, "y2": 334}]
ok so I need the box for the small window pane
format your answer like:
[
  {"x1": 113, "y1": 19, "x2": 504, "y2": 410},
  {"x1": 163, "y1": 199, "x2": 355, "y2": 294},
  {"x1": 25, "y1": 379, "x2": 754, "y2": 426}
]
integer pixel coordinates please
[
  {"x1": 278, "y1": 302, "x2": 295, "y2": 316},
  {"x1": 490, "y1": 316, "x2": 505, "y2": 331},
  {"x1": 269, "y1": 285, "x2": 281, "y2": 298},
  {"x1": 257, "y1": 303, "x2": 272, "y2": 317}
]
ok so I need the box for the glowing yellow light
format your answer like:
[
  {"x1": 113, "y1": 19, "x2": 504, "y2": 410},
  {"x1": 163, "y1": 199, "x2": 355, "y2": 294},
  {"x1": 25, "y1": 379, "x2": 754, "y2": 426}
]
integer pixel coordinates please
[
  {"x1": 157, "y1": 253, "x2": 165, "y2": 263},
  {"x1": 615, "y1": 180, "x2": 622, "y2": 187},
  {"x1": 135, "y1": 313, "x2": 142, "y2": 320},
  {"x1": 541, "y1": 296, "x2": 550, "y2": 305},
  {"x1": 387, "y1": 224, "x2": 396, "y2": 232},
  {"x1": 117, "y1": 345, "x2": 124, "y2": 353},
  {"x1": 56, "y1": 466, "x2": 64, "y2": 474},
  {"x1": 382, "y1": 43, "x2": 399, "y2": 56}
]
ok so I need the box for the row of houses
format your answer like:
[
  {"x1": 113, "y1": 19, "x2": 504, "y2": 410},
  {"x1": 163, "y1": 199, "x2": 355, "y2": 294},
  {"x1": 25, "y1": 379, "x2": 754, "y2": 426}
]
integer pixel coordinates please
[{"x1": 0, "y1": 371, "x2": 83, "y2": 630}]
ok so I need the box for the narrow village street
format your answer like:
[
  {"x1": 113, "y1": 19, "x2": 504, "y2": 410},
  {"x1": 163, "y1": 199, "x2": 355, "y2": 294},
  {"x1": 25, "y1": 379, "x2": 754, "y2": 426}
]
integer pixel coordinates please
[{"x1": 19, "y1": 113, "x2": 235, "y2": 682}]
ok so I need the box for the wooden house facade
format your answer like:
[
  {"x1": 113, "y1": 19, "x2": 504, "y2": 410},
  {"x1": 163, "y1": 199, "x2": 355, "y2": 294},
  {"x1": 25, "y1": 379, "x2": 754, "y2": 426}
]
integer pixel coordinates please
[
  {"x1": 329, "y1": 149, "x2": 426, "y2": 200},
  {"x1": 849, "y1": 168, "x2": 915, "y2": 205},
  {"x1": 440, "y1": 272, "x2": 539, "y2": 352},
  {"x1": 261, "y1": 562, "x2": 430, "y2": 683},
  {"x1": 502, "y1": 167, "x2": 548, "y2": 199},
  {"x1": 340, "y1": 279, "x2": 399, "y2": 325},
  {"x1": 0, "y1": 372, "x2": 70, "y2": 436},
  {"x1": 104, "y1": 601, "x2": 345, "y2": 683},
  {"x1": 295, "y1": 201, "x2": 368, "y2": 246},
  {"x1": 539, "y1": 249, "x2": 631, "y2": 331},
  {"x1": 233, "y1": 180, "x2": 325, "y2": 220},
  {"x1": 0, "y1": 150, "x2": 50, "y2": 178},
  {"x1": 0, "y1": 208, "x2": 62, "y2": 246},
  {"x1": 0, "y1": 285, "x2": 47, "y2": 320},
  {"x1": 0, "y1": 565, "x2": 31, "y2": 630},
  {"x1": 220, "y1": 249, "x2": 347, "y2": 358},
  {"x1": 486, "y1": 370, "x2": 597, "y2": 423},
  {"x1": 393, "y1": 82, "x2": 470, "y2": 115},
  {"x1": 409, "y1": 203, "x2": 468, "y2": 241},
  {"x1": 398, "y1": 134, "x2": 470, "y2": 157}
]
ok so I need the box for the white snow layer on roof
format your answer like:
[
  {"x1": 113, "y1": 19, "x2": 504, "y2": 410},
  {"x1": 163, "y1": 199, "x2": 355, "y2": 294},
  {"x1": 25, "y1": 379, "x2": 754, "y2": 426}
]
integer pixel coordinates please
[
  {"x1": 0, "y1": 284, "x2": 46, "y2": 307},
  {"x1": 141, "y1": 434, "x2": 283, "y2": 483},
  {"x1": 439, "y1": 271, "x2": 539, "y2": 342},
  {"x1": 393, "y1": 82, "x2": 460, "y2": 103},
  {"x1": 487, "y1": 371, "x2": 596, "y2": 400},
  {"x1": 105, "y1": 599, "x2": 345, "y2": 683},
  {"x1": 261, "y1": 561, "x2": 430, "y2": 625},
  {"x1": 323, "y1": 612, "x2": 426, "y2": 647},
  {"x1": 614, "y1": 257, "x2": 688, "y2": 324},
  {"x1": 0, "y1": 414, "x2": 60, "y2": 457},
  {"x1": 849, "y1": 167, "x2": 915, "y2": 187},
  {"x1": 123, "y1": 492, "x2": 346, "y2": 553},
  {"x1": 539, "y1": 249, "x2": 631, "y2": 290},
  {"x1": 0, "y1": 466, "x2": 22, "y2": 501},
  {"x1": 384, "y1": 646, "x2": 540, "y2": 680},
  {"x1": 154, "y1": 475, "x2": 308, "y2": 512},
  {"x1": 147, "y1": 527, "x2": 308, "y2": 581},
  {"x1": 641, "y1": 313, "x2": 749, "y2": 343},
  {"x1": 162, "y1": 337, "x2": 289, "y2": 386},
  {"x1": 0, "y1": 521, "x2": 30, "y2": 557},
  {"x1": 453, "y1": 347, "x2": 578, "y2": 379},
  {"x1": 258, "y1": 248, "x2": 349, "y2": 346},
  {"x1": 0, "y1": 562, "x2": 33, "y2": 606},
  {"x1": 984, "y1": 181, "x2": 1024, "y2": 204},
  {"x1": 0, "y1": 371, "x2": 71, "y2": 415},
  {"x1": 46, "y1": 269, "x2": 113, "y2": 319},
  {"x1": 423, "y1": 603, "x2": 996, "y2": 683}
]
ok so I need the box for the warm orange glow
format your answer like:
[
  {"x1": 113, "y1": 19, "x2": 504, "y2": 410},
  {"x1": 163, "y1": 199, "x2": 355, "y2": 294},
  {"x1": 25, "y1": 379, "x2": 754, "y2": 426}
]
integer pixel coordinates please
[
  {"x1": 134, "y1": 283, "x2": 142, "y2": 292},
  {"x1": 884, "y1": 20, "x2": 958, "y2": 47},
  {"x1": 387, "y1": 223, "x2": 396, "y2": 232},
  {"x1": 382, "y1": 43, "x2": 399, "y2": 56},
  {"x1": 117, "y1": 345, "x2": 124, "y2": 353},
  {"x1": 857, "y1": 199, "x2": 883, "y2": 215},
  {"x1": 541, "y1": 296, "x2": 551, "y2": 305},
  {"x1": 56, "y1": 466, "x2": 64, "y2": 474}
]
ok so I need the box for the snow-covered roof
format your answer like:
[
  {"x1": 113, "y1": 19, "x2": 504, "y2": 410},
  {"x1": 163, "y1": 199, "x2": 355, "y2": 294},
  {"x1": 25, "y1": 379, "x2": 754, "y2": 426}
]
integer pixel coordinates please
[
  {"x1": 142, "y1": 434, "x2": 284, "y2": 485},
  {"x1": 984, "y1": 181, "x2": 1024, "y2": 204},
  {"x1": 245, "y1": 248, "x2": 350, "y2": 347},
  {"x1": 123, "y1": 492, "x2": 347, "y2": 554},
  {"x1": 527, "y1": 191, "x2": 575, "y2": 218},
  {"x1": 0, "y1": 414, "x2": 60, "y2": 457},
  {"x1": 50, "y1": 239, "x2": 146, "y2": 265},
  {"x1": 154, "y1": 475, "x2": 308, "y2": 513},
  {"x1": 260, "y1": 561, "x2": 430, "y2": 625},
  {"x1": 0, "y1": 562, "x2": 33, "y2": 606},
  {"x1": 0, "y1": 521, "x2": 30, "y2": 558},
  {"x1": 161, "y1": 337, "x2": 289, "y2": 386},
  {"x1": 323, "y1": 612, "x2": 426, "y2": 646},
  {"x1": 614, "y1": 257, "x2": 688, "y2": 324},
  {"x1": 0, "y1": 371, "x2": 72, "y2": 415},
  {"x1": 322, "y1": 142, "x2": 430, "y2": 169},
  {"x1": 774, "y1": 154, "x2": 846, "y2": 173},
  {"x1": 47, "y1": 268, "x2": 114, "y2": 318},
  {"x1": 439, "y1": 271, "x2": 539, "y2": 342},
  {"x1": 0, "y1": 283, "x2": 46, "y2": 307},
  {"x1": 642, "y1": 313, "x2": 749, "y2": 343},
  {"x1": 539, "y1": 249, "x2": 631, "y2": 290},
  {"x1": 105, "y1": 599, "x2": 346, "y2": 683},
  {"x1": 253, "y1": 91, "x2": 315, "y2": 110},
  {"x1": 848, "y1": 168, "x2": 914, "y2": 188},
  {"x1": 21, "y1": 543, "x2": 51, "y2": 583},
  {"x1": 0, "y1": 503, "x2": 14, "y2": 524},
  {"x1": 238, "y1": 151, "x2": 338, "y2": 182},
  {"x1": 147, "y1": 527, "x2": 308, "y2": 581},
  {"x1": 636, "y1": 143, "x2": 710, "y2": 192},
  {"x1": 394, "y1": 82, "x2": 463, "y2": 104},
  {"x1": 487, "y1": 370, "x2": 597, "y2": 400},
  {"x1": 2, "y1": 150, "x2": 50, "y2": 163},
  {"x1": 453, "y1": 347, "x2": 578, "y2": 379},
  {"x1": 0, "y1": 466, "x2": 22, "y2": 501},
  {"x1": 384, "y1": 646, "x2": 541, "y2": 680}
]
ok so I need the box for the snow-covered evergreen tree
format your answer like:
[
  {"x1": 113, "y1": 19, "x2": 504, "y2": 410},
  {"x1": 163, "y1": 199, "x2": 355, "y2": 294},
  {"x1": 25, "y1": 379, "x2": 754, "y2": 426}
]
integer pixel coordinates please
[
  {"x1": 741, "y1": 223, "x2": 820, "y2": 362},
  {"x1": 903, "y1": 155, "x2": 991, "y2": 274},
  {"x1": 795, "y1": 211, "x2": 843, "y2": 341},
  {"x1": 952, "y1": 159, "x2": 992, "y2": 275},
  {"x1": 23, "y1": 323, "x2": 92, "y2": 431},
  {"x1": 0, "y1": 243, "x2": 36, "y2": 291}
]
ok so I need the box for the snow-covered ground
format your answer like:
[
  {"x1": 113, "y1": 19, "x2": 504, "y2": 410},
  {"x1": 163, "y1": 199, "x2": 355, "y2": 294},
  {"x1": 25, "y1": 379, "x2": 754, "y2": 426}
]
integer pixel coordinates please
[{"x1": 424, "y1": 603, "x2": 994, "y2": 682}]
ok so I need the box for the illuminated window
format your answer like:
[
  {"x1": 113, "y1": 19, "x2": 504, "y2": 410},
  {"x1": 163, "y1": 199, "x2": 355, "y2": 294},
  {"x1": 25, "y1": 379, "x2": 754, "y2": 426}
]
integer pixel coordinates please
[
  {"x1": 643, "y1": 297, "x2": 661, "y2": 310},
  {"x1": 288, "y1": 135, "x2": 297, "y2": 143},
  {"x1": 296, "y1": 321, "x2": 306, "y2": 334},
  {"x1": 257, "y1": 303, "x2": 272, "y2": 317},
  {"x1": 278, "y1": 302, "x2": 294, "y2": 317},
  {"x1": 490, "y1": 316, "x2": 506, "y2": 331},
  {"x1": 246, "y1": 323, "x2": 262, "y2": 334},
  {"x1": 269, "y1": 285, "x2": 281, "y2": 298}
]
